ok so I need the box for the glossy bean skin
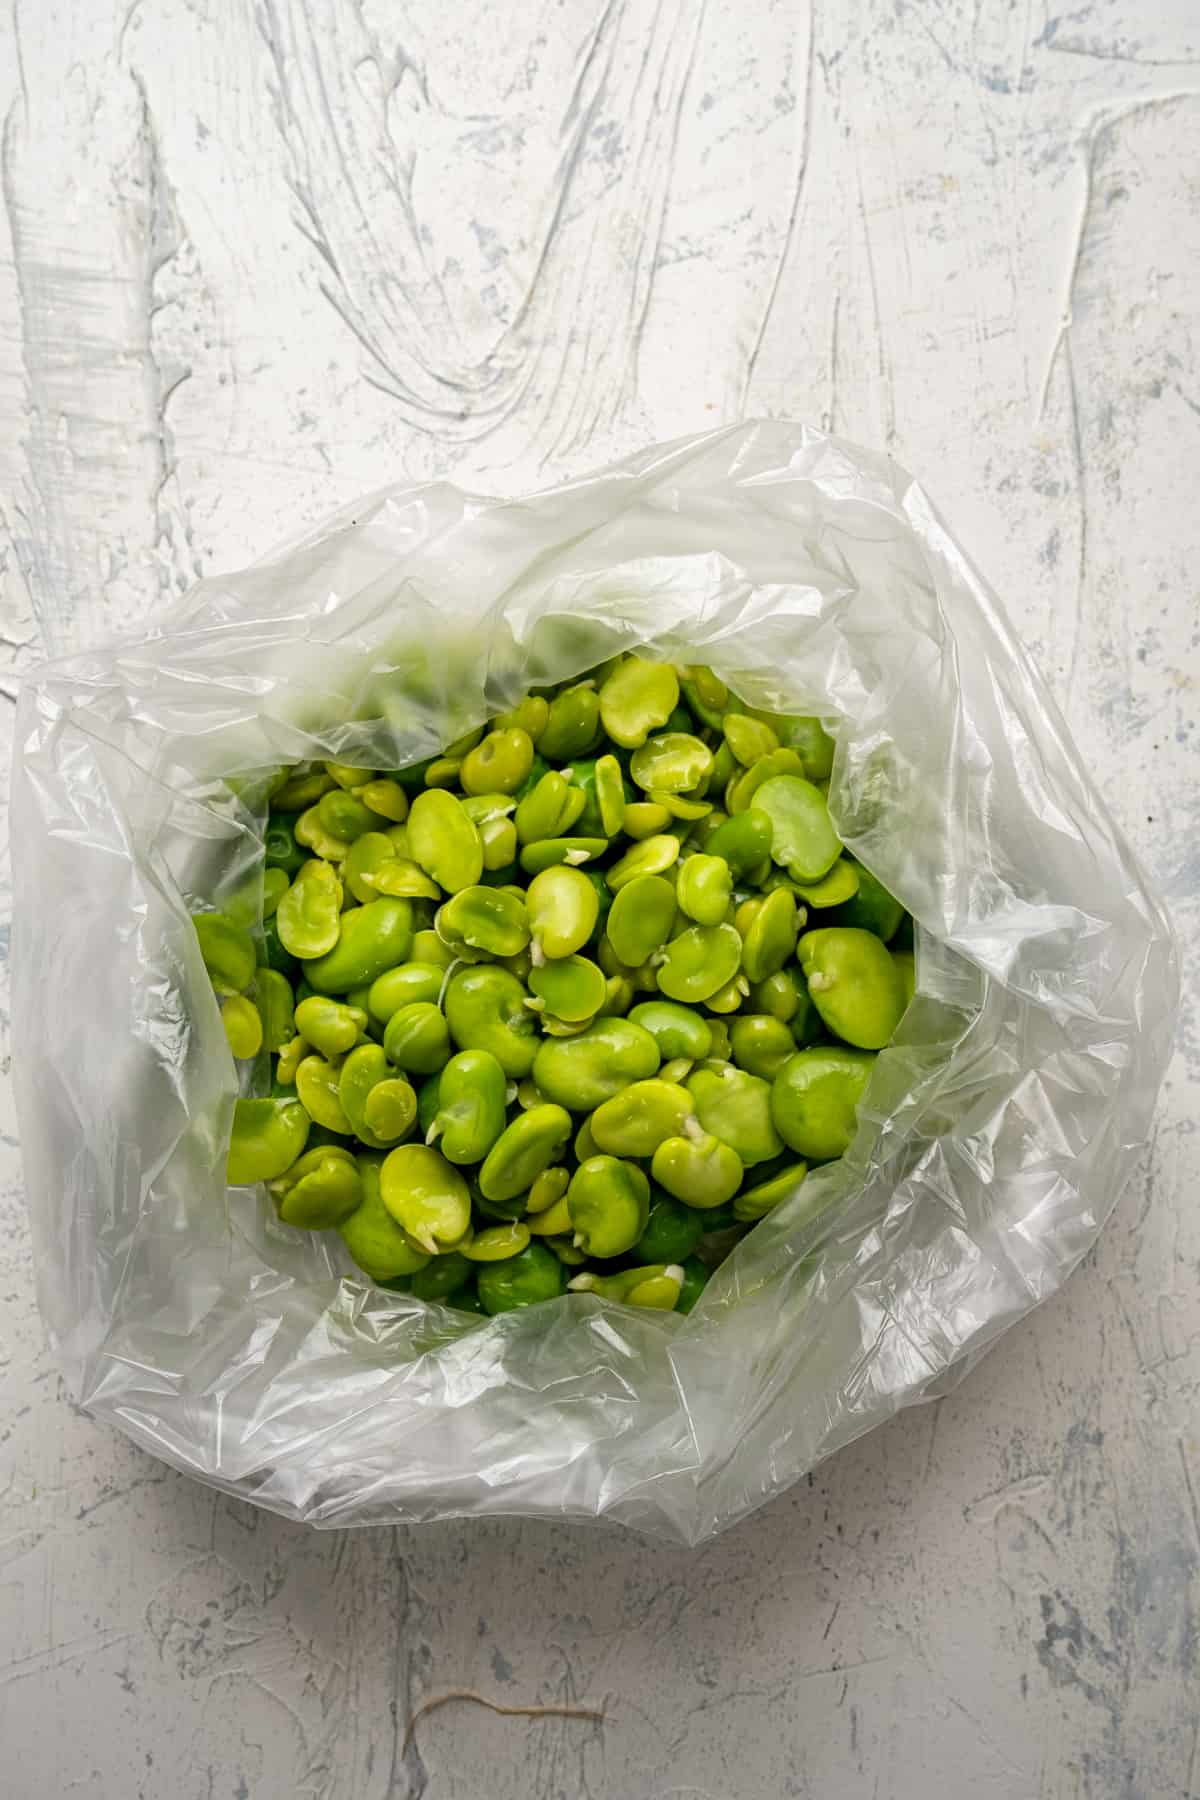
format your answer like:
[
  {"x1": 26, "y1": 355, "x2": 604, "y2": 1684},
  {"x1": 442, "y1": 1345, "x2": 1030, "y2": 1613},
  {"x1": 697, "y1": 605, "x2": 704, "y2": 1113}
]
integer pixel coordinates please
[
  {"x1": 770, "y1": 1047, "x2": 876, "y2": 1160},
  {"x1": 431, "y1": 1050, "x2": 508, "y2": 1165},
  {"x1": 270, "y1": 1145, "x2": 362, "y2": 1229},
  {"x1": 687, "y1": 1066, "x2": 782, "y2": 1167},
  {"x1": 656, "y1": 923, "x2": 742, "y2": 1004},
  {"x1": 195, "y1": 912, "x2": 257, "y2": 995},
  {"x1": 477, "y1": 1242, "x2": 566, "y2": 1313},
  {"x1": 338, "y1": 1155, "x2": 431, "y2": 1281},
  {"x1": 606, "y1": 874, "x2": 677, "y2": 966},
  {"x1": 367, "y1": 962, "x2": 446, "y2": 1024},
  {"x1": 478, "y1": 1103, "x2": 572, "y2": 1203},
  {"x1": 407, "y1": 789, "x2": 484, "y2": 893},
  {"x1": 303, "y1": 898, "x2": 415, "y2": 993},
  {"x1": 568, "y1": 1155, "x2": 650, "y2": 1258},
  {"x1": 444, "y1": 965, "x2": 538, "y2": 1077},
  {"x1": 526, "y1": 865, "x2": 599, "y2": 960},
  {"x1": 754, "y1": 776, "x2": 841, "y2": 882},
  {"x1": 589, "y1": 1079, "x2": 694, "y2": 1158},
  {"x1": 533, "y1": 1017, "x2": 661, "y2": 1111},
  {"x1": 797, "y1": 927, "x2": 906, "y2": 1050},
  {"x1": 380, "y1": 1143, "x2": 472, "y2": 1254},
  {"x1": 598, "y1": 656, "x2": 678, "y2": 749},
  {"x1": 650, "y1": 1133, "x2": 743, "y2": 1209},
  {"x1": 729, "y1": 1014, "x2": 796, "y2": 1081},
  {"x1": 227, "y1": 1096, "x2": 310, "y2": 1186},
  {"x1": 627, "y1": 1000, "x2": 713, "y2": 1062},
  {"x1": 634, "y1": 1194, "x2": 704, "y2": 1263},
  {"x1": 675, "y1": 854, "x2": 732, "y2": 927},
  {"x1": 383, "y1": 1002, "x2": 452, "y2": 1075}
]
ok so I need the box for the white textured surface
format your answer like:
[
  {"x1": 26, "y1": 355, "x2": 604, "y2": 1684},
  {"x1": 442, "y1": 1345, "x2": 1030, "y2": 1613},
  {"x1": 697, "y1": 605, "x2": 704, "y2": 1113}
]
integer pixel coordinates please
[{"x1": 0, "y1": 5, "x2": 1197, "y2": 1797}]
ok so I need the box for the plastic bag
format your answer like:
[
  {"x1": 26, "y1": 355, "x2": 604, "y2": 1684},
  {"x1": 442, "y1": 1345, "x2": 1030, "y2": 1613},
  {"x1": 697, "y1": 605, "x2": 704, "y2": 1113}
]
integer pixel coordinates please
[{"x1": 12, "y1": 421, "x2": 1178, "y2": 1543}]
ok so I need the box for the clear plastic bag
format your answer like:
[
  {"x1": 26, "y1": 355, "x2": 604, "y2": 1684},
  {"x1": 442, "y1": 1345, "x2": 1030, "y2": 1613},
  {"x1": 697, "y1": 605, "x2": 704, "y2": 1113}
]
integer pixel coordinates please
[{"x1": 11, "y1": 421, "x2": 1177, "y2": 1543}]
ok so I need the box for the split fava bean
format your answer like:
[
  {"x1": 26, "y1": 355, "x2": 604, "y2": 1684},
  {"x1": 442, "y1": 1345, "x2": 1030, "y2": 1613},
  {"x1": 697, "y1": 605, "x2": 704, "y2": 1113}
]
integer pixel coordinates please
[{"x1": 202, "y1": 664, "x2": 912, "y2": 1321}]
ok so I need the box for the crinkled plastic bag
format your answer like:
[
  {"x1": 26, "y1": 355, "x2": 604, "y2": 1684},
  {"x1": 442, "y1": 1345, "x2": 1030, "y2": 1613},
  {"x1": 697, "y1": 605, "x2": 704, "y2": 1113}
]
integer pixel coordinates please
[{"x1": 12, "y1": 422, "x2": 1178, "y2": 1543}]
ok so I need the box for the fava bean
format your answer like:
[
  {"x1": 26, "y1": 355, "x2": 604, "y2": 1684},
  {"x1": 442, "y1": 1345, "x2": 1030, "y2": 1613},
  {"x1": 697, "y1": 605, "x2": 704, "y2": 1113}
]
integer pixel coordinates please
[
  {"x1": 770, "y1": 1047, "x2": 875, "y2": 1160},
  {"x1": 227, "y1": 1096, "x2": 310, "y2": 1186},
  {"x1": 431, "y1": 1049, "x2": 508, "y2": 1165},
  {"x1": 476, "y1": 1242, "x2": 566, "y2": 1313},
  {"x1": 526, "y1": 865, "x2": 598, "y2": 961},
  {"x1": 533, "y1": 1017, "x2": 660, "y2": 1111},
  {"x1": 380, "y1": 1143, "x2": 471, "y2": 1254},
  {"x1": 606, "y1": 874, "x2": 677, "y2": 966},
  {"x1": 797, "y1": 927, "x2": 906, "y2": 1049},
  {"x1": 568, "y1": 1155, "x2": 650, "y2": 1258}
]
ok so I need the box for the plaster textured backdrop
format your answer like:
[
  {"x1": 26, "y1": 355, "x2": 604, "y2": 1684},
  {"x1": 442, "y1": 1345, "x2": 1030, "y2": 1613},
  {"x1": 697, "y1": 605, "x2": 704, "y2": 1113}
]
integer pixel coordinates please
[{"x1": 1, "y1": 3, "x2": 1197, "y2": 1797}]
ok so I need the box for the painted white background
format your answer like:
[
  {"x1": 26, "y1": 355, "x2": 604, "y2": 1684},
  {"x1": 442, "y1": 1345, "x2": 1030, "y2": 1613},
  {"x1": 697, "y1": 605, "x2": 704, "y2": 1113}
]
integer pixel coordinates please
[{"x1": 1, "y1": 3, "x2": 1198, "y2": 1796}]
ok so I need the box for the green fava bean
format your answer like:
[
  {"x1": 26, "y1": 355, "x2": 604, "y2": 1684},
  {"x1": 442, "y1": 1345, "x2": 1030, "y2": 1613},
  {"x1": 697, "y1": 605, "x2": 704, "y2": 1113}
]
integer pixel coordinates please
[
  {"x1": 730, "y1": 1014, "x2": 797, "y2": 1080},
  {"x1": 363, "y1": 858, "x2": 441, "y2": 901},
  {"x1": 318, "y1": 787, "x2": 378, "y2": 843},
  {"x1": 623, "y1": 801, "x2": 673, "y2": 839},
  {"x1": 527, "y1": 1165, "x2": 570, "y2": 1213},
  {"x1": 407, "y1": 789, "x2": 483, "y2": 893},
  {"x1": 515, "y1": 771, "x2": 587, "y2": 844},
  {"x1": 764, "y1": 712, "x2": 836, "y2": 779},
  {"x1": 749, "y1": 967, "x2": 802, "y2": 1023},
  {"x1": 567, "y1": 1155, "x2": 650, "y2": 1258},
  {"x1": 437, "y1": 885, "x2": 529, "y2": 959},
  {"x1": 723, "y1": 712, "x2": 779, "y2": 766},
  {"x1": 444, "y1": 965, "x2": 538, "y2": 1077},
  {"x1": 627, "y1": 1000, "x2": 713, "y2": 1062},
  {"x1": 412, "y1": 928, "x2": 455, "y2": 969},
  {"x1": 590, "y1": 1079, "x2": 695, "y2": 1157},
  {"x1": 359, "y1": 777, "x2": 409, "y2": 822},
  {"x1": 675, "y1": 854, "x2": 732, "y2": 927},
  {"x1": 324, "y1": 761, "x2": 376, "y2": 790},
  {"x1": 262, "y1": 868, "x2": 289, "y2": 917},
  {"x1": 650, "y1": 1133, "x2": 743, "y2": 1209},
  {"x1": 411, "y1": 1250, "x2": 474, "y2": 1302},
  {"x1": 430, "y1": 1049, "x2": 507, "y2": 1165},
  {"x1": 606, "y1": 875, "x2": 677, "y2": 966},
  {"x1": 655, "y1": 923, "x2": 742, "y2": 1004},
  {"x1": 294, "y1": 994, "x2": 365, "y2": 1059},
  {"x1": 733, "y1": 1160, "x2": 808, "y2": 1223},
  {"x1": 295, "y1": 1054, "x2": 354, "y2": 1134},
  {"x1": 798, "y1": 927, "x2": 906, "y2": 1050},
  {"x1": 460, "y1": 727, "x2": 534, "y2": 797},
  {"x1": 771, "y1": 1047, "x2": 875, "y2": 1159},
  {"x1": 676, "y1": 1255, "x2": 711, "y2": 1313},
  {"x1": 294, "y1": 806, "x2": 350, "y2": 862},
  {"x1": 463, "y1": 1221, "x2": 531, "y2": 1262},
  {"x1": 598, "y1": 656, "x2": 679, "y2": 749},
  {"x1": 479, "y1": 1103, "x2": 573, "y2": 1203},
  {"x1": 338, "y1": 1042, "x2": 413, "y2": 1146},
  {"x1": 195, "y1": 912, "x2": 257, "y2": 995},
  {"x1": 725, "y1": 747, "x2": 805, "y2": 814},
  {"x1": 740, "y1": 887, "x2": 799, "y2": 984},
  {"x1": 629, "y1": 732, "x2": 713, "y2": 794},
  {"x1": 270, "y1": 1146, "x2": 362, "y2": 1229},
  {"x1": 227, "y1": 1096, "x2": 310, "y2": 1186},
  {"x1": 793, "y1": 857, "x2": 860, "y2": 909},
  {"x1": 634, "y1": 1194, "x2": 704, "y2": 1263},
  {"x1": 679, "y1": 664, "x2": 730, "y2": 730},
  {"x1": 383, "y1": 1001, "x2": 452, "y2": 1074},
  {"x1": 264, "y1": 815, "x2": 306, "y2": 876},
  {"x1": 343, "y1": 831, "x2": 400, "y2": 903},
  {"x1": 479, "y1": 817, "x2": 518, "y2": 871},
  {"x1": 592, "y1": 754, "x2": 626, "y2": 836},
  {"x1": 519, "y1": 836, "x2": 608, "y2": 875},
  {"x1": 567, "y1": 1261, "x2": 683, "y2": 1308},
  {"x1": 527, "y1": 955, "x2": 607, "y2": 1023},
  {"x1": 687, "y1": 1065, "x2": 782, "y2": 1166},
  {"x1": 526, "y1": 1191, "x2": 573, "y2": 1236},
  {"x1": 367, "y1": 961, "x2": 445, "y2": 1024},
  {"x1": 273, "y1": 769, "x2": 334, "y2": 811},
  {"x1": 303, "y1": 898, "x2": 414, "y2": 993},
  {"x1": 493, "y1": 695, "x2": 549, "y2": 742},
  {"x1": 416, "y1": 1071, "x2": 442, "y2": 1136},
  {"x1": 605, "y1": 834, "x2": 680, "y2": 893},
  {"x1": 538, "y1": 684, "x2": 601, "y2": 761},
  {"x1": 222, "y1": 994, "x2": 263, "y2": 1059},
  {"x1": 533, "y1": 1017, "x2": 660, "y2": 1111},
  {"x1": 257, "y1": 969, "x2": 296, "y2": 1051},
  {"x1": 704, "y1": 808, "x2": 774, "y2": 878},
  {"x1": 477, "y1": 1242, "x2": 566, "y2": 1313},
  {"x1": 826, "y1": 864, "x2": 906, "y2": 942},
  {"x1": 380, "y1": 1143, "x2": 471, "y2": 1254},
  {"x1": 527, "y1": 865, "x2": 599, "y2": 960},
  {"x1": 363, "y1": 1080, "x2": 419, "y2": 1143},
  {"x1": 338, "y1": 1156, "x2": 430, "y2": 1281},
  {"x1": 754, "y1": 775, "x2": 841, "y2": 882}
]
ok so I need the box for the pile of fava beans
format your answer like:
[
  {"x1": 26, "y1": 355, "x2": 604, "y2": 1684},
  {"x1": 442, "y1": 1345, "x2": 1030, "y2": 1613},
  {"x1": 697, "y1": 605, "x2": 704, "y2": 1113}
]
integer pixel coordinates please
[{"x1": 195, "y1": 658, "x2": 913, "y2": 1318}]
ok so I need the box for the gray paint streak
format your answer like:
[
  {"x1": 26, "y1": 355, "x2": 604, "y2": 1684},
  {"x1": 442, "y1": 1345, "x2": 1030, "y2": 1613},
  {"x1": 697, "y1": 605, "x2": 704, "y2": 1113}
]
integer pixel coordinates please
[{"x1": 0, "y1": 1, "x2": 1197, "y2": 1796}]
